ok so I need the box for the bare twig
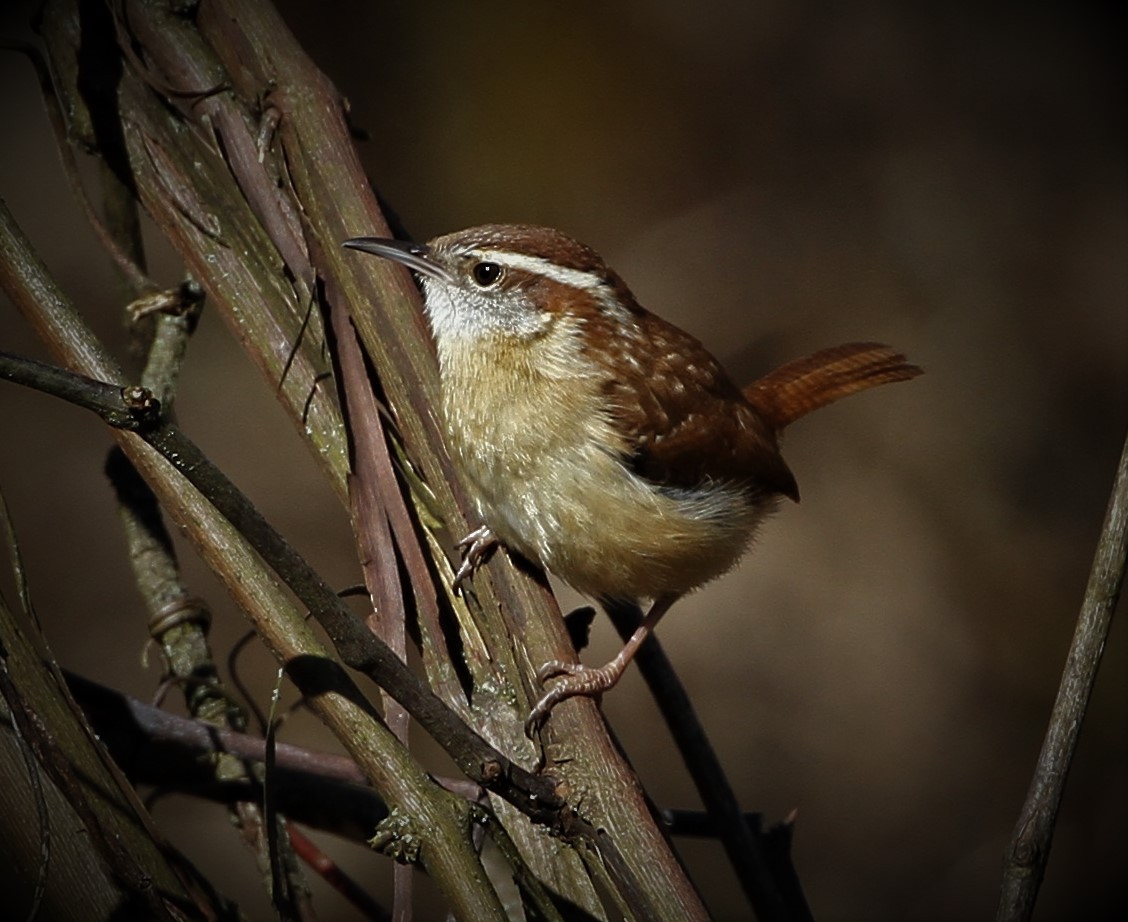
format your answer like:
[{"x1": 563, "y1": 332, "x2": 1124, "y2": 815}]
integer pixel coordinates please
[
  {"x1": 2, "y1": 39, "x2": 155, "y2": 293},
  {"x1": 0, "y1": 491, "x2": 52, "y2": 922},
  {"x1": 288, "y1": 829, "x2": 391, "y2": 922},
  {"x1": 0, "y1": 568, "x2": 235, "y2": 919},
  {"x1": 997, "y1": 431, "x2": 1128, "y2": 922},
  {"x1": 330, "y1": 278, "x2": 417, "y2": 921},
  {"x1": 0, "y1": 352, "x2": 156, "y2": 427},
  {"x1": 605, "y1": 600, "x2": 812, "y2": 922},
  {"x1": 71, "y1": 667, "x2": 756, "y2": 853}
]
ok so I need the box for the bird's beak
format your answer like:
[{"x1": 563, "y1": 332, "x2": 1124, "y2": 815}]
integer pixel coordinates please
[{"x1": 342, "y1": 237, "x2": 454, "y2": 283}]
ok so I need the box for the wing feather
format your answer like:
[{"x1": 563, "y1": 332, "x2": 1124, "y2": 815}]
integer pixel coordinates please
[{"x1": 589, "y1": 308, "x2": 799, "y2": 501}]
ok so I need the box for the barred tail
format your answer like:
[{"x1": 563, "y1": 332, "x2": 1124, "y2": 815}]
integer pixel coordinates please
[{"x1": 743, "y1": 342, "x2": 922, "y2": 431}]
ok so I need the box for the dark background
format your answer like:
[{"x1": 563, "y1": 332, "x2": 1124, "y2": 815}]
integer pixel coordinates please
[{"x1": 1, "y1": 2, "x2": 1125, "y2": 919}]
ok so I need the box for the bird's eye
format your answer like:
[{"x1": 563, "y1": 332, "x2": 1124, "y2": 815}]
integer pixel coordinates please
[{"x1": 471, "y1": 261, "x2": 503, "y2": 287}]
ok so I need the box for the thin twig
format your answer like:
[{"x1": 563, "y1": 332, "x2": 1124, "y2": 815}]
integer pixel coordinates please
[
  {"x1": 2, "y1": 40, "x2": 156, "y2": 293},
  {"x1": 604, "y1": 600, "x2": 812, "y2": 922},
  {"x1": 288, "y1": 828, "x2": 391, "y2": 922},
  {"x1": 0, "y1": 492, "x2": 52, "y2": 922},
  {"x1": 111, "y1": 284, "x2": 255, "y2": 768},
  {"x1": 71, "y1": 669, "x2": 757, "y2": 849},
  {"x1": 0, "y1": 351, "x2": 157, "y2": 428},
  {"x1": 330, "y1": 274, "x2": 416, "y2": 921},
  {"x1": 996, "y1": 430, "x2": 1128, "y2": 922}
]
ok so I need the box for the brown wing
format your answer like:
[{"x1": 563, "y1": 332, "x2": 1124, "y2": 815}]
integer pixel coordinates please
[{"x1": 590, "y1": 307, "x2": 799, "y2": 501}]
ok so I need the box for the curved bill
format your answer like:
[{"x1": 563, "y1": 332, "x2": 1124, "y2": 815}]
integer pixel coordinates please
[{"x1": 342, "y1": 237, "x2": 454, "y2": 283}]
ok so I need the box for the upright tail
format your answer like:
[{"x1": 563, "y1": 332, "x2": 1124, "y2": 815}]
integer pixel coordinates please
[{"x1": 743, "y1": 342, "x2": 922, "y2": 431}]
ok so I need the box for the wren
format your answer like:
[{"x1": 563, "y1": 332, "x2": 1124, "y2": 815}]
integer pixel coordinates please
[{"x1": 344, "y1": 225, "x2": 921, "y2": 732}]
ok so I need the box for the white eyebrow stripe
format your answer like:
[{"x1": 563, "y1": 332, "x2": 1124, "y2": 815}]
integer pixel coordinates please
[
  {"x1": 474, "y1": 249, "x2": 606, "y2": 291},
  {"x1": 472, "y1": 248, "x2": 634, "y2": 322}
]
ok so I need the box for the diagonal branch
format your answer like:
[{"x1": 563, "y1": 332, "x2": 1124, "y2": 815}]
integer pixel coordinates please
[
  {"x1": 1, "y1": 203, "x2": 506, "y2": 921},
  {"x1": 605, "y1": 599, "x2": 812, "y2": 921},
  {"x1": 0, "y1": 341, "x2": 561, "y2": 822},
  {"x1": 996, "y1": 430, "x2": 1128, "y2": 922}
]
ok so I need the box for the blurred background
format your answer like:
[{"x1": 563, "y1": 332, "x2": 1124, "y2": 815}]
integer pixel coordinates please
[{"x1": 1, "y1": 1, "x2": 1124, "y2": 919}]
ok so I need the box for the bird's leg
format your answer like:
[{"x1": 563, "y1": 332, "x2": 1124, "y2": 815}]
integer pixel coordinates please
[
  {"x1": 452, "y1": 524, "x2": 498, "y2": 588},
  {"x1": 525, "y1": 593, "x2": 679, "y2": 735}
]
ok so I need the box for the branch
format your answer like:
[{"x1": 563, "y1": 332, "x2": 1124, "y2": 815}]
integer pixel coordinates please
[
  {"x1": 65, "y1": 671, "x2": 390, "y2": 840},
  {"x1": 0, "y1": 351, "x2": 158, "y2": 429},
  {"x1": 0, "y1": 569, "x2": 234, "y2": 918},
  {"x1": 605, "y1": 599, "x2": 812, "y2": 921},
  {"x1": 1, "y1": 201, "x2": 507, "y2": 921},
  {"x1": 997, "y1": 430, "x2": 1128, "y2": 922},
  {"x1": 0, "y1": 344, "x2": 560, "y2": 821}
]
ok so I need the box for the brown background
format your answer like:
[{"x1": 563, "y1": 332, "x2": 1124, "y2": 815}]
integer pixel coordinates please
[{"x1": 1, "y1": 1, "x2": 1125, "y2": 920}]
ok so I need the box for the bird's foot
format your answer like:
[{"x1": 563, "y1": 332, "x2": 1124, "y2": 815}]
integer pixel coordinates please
[
  {"x1": 452, "y1": 525, "x2": 497, "y2": 589},
  {"x1": 524, "y1": 659, "x2": 625, "y2": 737}
]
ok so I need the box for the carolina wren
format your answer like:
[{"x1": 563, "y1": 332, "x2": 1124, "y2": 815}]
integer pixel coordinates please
[{"x1": 344, "y1": 225, "x2": 921, "y2": 731}]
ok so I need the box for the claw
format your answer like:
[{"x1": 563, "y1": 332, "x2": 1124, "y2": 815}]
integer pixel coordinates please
[
  {"x1": 535, "y1": 659, "x2": 582, "y2": 682},
  {"x1": 452, "y1": 525, "x2": 497, "y2": 590},
  {"x1": 524, "y1": 660, "x2": 624, "y2": 737}
]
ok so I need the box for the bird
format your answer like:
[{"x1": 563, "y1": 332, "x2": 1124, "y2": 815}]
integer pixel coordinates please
[{"x1": 344, "y1": 224, "x2": 921, "y2": 731}]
